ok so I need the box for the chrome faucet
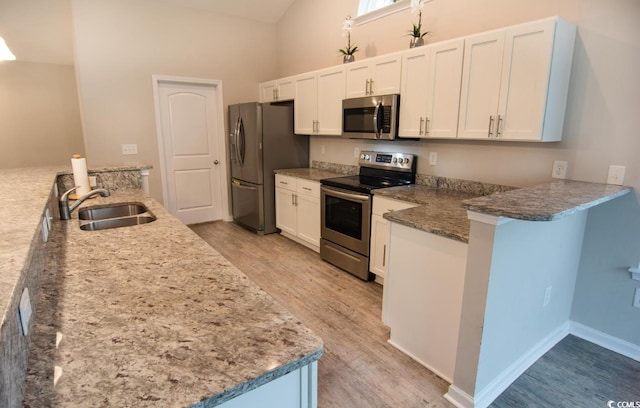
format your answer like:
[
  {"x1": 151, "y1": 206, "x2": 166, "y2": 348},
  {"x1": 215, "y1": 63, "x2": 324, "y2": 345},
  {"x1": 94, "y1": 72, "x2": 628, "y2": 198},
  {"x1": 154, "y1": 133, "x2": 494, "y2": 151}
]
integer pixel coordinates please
[{"x1": 59, "y1": 186, "x2": 110, "y2": 220}]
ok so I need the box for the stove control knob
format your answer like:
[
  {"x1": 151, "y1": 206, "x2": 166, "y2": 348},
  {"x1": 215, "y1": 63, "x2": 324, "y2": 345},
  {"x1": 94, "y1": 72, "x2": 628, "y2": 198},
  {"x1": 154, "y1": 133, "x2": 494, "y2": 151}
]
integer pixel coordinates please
[
  {"x1": 393, "y1": 158, "x2": 398, "y2": 163},
  {"x1": 403, "y1": 158, "x2": 410, "y2": 164},
  {"x1": 360, "y1": 154, "x2": 365, "y2": 160}
]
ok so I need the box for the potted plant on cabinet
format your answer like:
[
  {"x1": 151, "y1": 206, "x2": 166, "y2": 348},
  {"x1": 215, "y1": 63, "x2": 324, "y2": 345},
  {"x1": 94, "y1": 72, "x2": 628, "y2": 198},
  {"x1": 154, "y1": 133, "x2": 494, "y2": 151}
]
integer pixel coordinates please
[{"x1": 339, "y1": 15, "x2": 358, "y2": 63}]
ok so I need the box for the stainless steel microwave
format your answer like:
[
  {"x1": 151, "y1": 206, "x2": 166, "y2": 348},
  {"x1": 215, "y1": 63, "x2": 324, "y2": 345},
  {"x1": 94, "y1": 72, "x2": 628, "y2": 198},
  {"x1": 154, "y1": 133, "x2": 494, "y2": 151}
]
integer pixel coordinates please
[{"x1": 342, "y1": 94, "x2": 400, "y2": 140}]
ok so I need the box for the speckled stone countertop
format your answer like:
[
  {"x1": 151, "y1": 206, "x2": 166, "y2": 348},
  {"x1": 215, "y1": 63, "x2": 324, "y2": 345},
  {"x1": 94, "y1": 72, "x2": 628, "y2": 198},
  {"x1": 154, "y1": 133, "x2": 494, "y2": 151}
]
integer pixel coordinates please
[
  {"x1": 274, "y1": 167, "x2": 343, "y2": 181},
  {"x1": 0, "y1": 167, "x2": 60, "y2": 328},
  {"x1": 375, "y1": 185, "x2": 478, "y2": 243},
  {"x1": 462, "y1": 180, "x2": 632, "y2": 221},
  {"x1": 22, "y1": 190, "x2": 323, "y2": 406}
]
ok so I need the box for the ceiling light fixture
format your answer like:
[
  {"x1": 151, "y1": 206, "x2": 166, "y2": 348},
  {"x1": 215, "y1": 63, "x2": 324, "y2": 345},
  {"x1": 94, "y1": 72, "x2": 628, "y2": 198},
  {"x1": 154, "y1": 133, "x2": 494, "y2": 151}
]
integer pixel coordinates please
[{"x1": 0, "y1": 37, "x2": 16, "y2": 61}]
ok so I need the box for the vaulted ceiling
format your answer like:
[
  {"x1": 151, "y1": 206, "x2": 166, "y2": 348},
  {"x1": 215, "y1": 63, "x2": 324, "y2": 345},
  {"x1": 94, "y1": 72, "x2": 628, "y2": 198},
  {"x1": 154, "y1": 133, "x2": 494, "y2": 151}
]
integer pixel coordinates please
[{"x1": 0, "y1": 0, "x2": 295, "y2": 65}]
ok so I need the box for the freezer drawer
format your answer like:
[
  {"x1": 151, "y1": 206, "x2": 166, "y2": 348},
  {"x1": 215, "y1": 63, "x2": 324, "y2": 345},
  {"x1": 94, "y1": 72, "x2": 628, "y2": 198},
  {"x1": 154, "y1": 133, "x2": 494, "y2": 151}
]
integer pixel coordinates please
[{"x1": 231, "y1": 179, "x2": 265, "y2": 233}]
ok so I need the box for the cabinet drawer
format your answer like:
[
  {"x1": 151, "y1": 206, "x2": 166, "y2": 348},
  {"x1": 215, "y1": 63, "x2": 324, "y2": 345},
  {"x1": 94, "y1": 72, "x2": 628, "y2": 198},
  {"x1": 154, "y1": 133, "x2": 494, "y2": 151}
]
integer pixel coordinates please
[
  {"x1": 275, "y1": 174, "x2": 297, "y2": 192},
  {"x1": 372, "y1": 196, "x2": 419, "y2": 216},
  {"x1": 296, "y1": 179, "x2": 320, "y2": 197}
]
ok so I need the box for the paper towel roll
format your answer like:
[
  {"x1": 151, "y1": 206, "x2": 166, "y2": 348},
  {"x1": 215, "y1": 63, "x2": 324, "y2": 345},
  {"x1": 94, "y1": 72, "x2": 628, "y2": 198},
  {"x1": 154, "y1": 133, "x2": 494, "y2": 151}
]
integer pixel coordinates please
[{"x1": 71, "y1": 154, "x2": 90, "y2": 196}]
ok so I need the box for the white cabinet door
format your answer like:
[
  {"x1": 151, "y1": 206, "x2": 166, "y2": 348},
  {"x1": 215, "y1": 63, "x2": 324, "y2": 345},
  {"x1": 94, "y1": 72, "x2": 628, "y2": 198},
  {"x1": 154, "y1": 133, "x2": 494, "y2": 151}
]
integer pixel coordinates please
[
  {"x1": 345, "y1": 54, "x2": 402, "y2": 98},
  {"x1": 370, "y1": 54, "x2": 402, "y2": 96},
  {"x1": 344, "y1": 61, "x2": 371, "y2": 99},
  {"x1": 370, "y1": 214, "x2": 389, "y2": 278},
  {"x1": 316, "y1": 66, "x2": 345, "y2": 136},
  {"x1": 296, "y1": 193, "x2": 320, "y2": 248},
  {"x1": 425, "y1": 38, "x2": 464, "y2": 138},
  {"x1": 294, "y1": 72, "x2": 317, "y2": 135},
  {"x1": 457, "y1": 30, "x2": 505, "y2": 140},
  {"x1": 259, "y1": 80, "x2": 277, "y2": 103},
  {"x1": 275, "y1": 187, "x2": 297, "y2": 236},
  {"x1": 399, "y1": 47, "x2": 430, "y2": 137},
  {"x1": 497, "y1": 18, "x2": 555, "y2": 141},
  {"x1": 276, "y1": 76, "x2": 296, "y2": 101}
]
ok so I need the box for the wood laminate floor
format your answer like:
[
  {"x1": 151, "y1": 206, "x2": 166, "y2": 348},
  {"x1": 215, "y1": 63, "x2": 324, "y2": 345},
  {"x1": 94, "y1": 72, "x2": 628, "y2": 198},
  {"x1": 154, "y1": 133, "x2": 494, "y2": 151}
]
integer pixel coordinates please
[{"x1": 190, "y1": 221, "x2": 640, "y2": 408}]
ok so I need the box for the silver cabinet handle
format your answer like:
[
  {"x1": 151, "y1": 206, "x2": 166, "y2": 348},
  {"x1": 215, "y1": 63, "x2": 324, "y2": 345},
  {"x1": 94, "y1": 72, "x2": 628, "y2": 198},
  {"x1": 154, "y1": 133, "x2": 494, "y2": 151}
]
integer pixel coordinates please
[
  {"x1": 419, "y1": 117, "x2": 424, "y2": 135},
  {"x1": 365, "y1": 79, "x2": 370, "y2": 95},
  {"x1": 294, "y1": 194, "x2": 298, "y2": 206},
  {"x1": 496, "y1": 115, "x2": 502, "y2": 138},
  {"x1": 291, "y1": 193, "x2": 295, "y2": 206},
  {"x1": 275, "y1": 88, "x2": 279, "y2": 100},
  {"x1": 213, "y1": 160, "x2": 219, "y2": 165},
  {"x1": 487, "y1": 115, "x2": 495, "y2": 138},
  {"x1": 302, "y1": 187, "x2": 312, "y2": 191},
  {"x1": 425, "y1": 117, "x2": 430, "y2": 134},
  {"x1": 369, "y1": 78, "x2": 374, "y2": 95},
  {"x1": 382, "y1": 244, "x2": 387, "y2": 267}
]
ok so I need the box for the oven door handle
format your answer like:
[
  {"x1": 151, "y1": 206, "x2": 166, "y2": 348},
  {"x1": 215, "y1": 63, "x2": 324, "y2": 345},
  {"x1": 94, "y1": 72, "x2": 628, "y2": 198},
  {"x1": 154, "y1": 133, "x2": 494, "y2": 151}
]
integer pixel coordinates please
[{"x1": 322, "y1": 186, "x2": 370, "y2": 203}]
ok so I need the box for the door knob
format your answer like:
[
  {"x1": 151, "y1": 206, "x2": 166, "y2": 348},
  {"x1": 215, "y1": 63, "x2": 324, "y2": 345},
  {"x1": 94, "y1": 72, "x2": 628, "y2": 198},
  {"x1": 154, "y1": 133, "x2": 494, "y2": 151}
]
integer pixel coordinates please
[{"x1": 214, "y1": 160, "x2": 219, "y2": 165}]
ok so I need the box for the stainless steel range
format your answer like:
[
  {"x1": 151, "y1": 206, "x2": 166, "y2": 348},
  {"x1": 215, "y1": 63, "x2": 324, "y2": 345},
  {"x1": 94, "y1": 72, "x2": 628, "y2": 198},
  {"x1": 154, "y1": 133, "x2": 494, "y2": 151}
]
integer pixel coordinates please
[{"x1": 320, "y1": 151, "x2": 416, "y2": 281}]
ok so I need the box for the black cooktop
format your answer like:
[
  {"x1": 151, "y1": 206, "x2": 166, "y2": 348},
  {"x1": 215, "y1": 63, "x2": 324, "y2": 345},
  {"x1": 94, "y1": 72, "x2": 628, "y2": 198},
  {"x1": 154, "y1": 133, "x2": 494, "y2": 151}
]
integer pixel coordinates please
[{"x1": 321, "y1": 175, "x2": 412, "y2": 194}]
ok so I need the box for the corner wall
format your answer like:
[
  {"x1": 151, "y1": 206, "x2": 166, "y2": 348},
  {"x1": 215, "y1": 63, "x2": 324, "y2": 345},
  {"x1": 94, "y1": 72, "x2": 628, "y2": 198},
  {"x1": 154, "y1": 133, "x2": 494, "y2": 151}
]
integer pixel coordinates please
[{"x1": 0, "y1": 61, "x2": 84, "y2": 168}]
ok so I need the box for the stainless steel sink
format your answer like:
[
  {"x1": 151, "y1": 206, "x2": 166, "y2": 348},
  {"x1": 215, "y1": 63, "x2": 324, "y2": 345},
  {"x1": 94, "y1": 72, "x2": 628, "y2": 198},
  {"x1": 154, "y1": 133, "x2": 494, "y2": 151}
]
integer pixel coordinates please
[
  {"x1": 79, "y1": 202, "x2": 148, "y2": 220},
  {"x1": 80, "y1": 215, "x2": 156, "y2": 231},
  {"x1": 78, "y1": 202, "x2": 156, "y2": 231}
]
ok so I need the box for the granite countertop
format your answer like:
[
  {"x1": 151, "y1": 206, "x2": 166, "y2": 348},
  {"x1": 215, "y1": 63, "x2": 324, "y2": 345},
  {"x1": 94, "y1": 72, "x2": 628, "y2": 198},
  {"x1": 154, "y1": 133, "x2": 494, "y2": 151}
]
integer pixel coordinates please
[
  {"x1": 375, "y1": 185, "x2": 478, "y2": 243},
  {"x1": 462, "y1": 179, "x2": 632, "y2": 221},
  {"x1": 23, "y1": 189, "x2": 323, "y2": 406},
  {"x1": 274, "y1": 168, "x2": 343, "y2": 181},
  {"x1": 0, "y1": 167, "x2": 61, "y2": 329}
]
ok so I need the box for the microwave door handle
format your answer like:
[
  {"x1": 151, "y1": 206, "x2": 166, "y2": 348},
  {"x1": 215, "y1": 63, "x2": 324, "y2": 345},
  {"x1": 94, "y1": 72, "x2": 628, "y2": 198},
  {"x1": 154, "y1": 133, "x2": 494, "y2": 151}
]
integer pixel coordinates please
[{"x1": 372, "y1": 101, "x2": 382, "y2": 139}]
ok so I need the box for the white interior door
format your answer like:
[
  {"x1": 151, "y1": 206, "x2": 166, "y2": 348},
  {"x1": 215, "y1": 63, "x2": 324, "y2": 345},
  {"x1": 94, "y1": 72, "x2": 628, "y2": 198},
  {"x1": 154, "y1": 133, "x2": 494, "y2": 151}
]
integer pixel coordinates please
[{"x1": 155, "y1": 79, "x2": 225, "y2": 224}]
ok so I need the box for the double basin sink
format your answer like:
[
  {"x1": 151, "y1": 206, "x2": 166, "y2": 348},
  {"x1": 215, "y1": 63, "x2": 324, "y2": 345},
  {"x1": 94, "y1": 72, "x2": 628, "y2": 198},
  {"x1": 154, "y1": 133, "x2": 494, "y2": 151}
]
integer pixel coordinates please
[{"x1": 79, "y1": 202, "x2": 156, "y2": 231}]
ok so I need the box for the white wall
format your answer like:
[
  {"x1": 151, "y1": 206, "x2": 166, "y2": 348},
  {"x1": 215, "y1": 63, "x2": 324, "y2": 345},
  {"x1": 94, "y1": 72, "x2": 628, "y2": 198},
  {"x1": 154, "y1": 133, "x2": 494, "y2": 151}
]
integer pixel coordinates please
[
  {"x1": 0, "y1": 61, "x2": 84, "y2": 168},
  {"x1": 71, "y1": 0, "x2": 280, "y2": 202}
]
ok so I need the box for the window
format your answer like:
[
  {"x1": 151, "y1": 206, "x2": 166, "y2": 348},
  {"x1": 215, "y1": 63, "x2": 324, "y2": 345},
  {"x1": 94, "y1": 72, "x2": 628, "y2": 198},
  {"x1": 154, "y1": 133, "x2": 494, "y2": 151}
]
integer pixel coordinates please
[{"x1": 355, "y1": 0, "x2": 411, "y2": 24}]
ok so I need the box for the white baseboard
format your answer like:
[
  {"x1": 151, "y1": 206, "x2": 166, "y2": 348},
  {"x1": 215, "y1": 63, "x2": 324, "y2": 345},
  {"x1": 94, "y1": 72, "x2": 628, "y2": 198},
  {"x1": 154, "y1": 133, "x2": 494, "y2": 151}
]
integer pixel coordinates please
[
  {"x1": 387, "y1": 339, "x2": 453, "y2": 383},
  {"x1": 472, "y1": 322, "x2": 570, "y2": 408},
  {"x1": 444, "y1": 385, "x2": 474, "y2": 408},
  {"x1": 570, "y1": 321, "x2": 640, "y2": 362}
]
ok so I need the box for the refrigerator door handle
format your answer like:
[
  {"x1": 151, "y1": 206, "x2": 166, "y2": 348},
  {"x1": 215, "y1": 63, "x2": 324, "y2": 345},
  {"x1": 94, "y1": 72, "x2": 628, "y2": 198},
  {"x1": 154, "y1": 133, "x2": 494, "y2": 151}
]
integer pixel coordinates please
[
  {"x1": 238, "y1": 117, "x2": 246, "y2": 167},
  {"x1": 234, "y1": 117, "x2": 243, "y2": 167}
]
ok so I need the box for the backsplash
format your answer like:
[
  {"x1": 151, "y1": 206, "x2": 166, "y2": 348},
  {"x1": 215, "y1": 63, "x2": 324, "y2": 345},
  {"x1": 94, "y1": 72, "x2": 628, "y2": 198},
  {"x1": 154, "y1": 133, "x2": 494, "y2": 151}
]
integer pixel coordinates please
[
  {"x1": 416, "y1": 174, "x2": 515, "y2": 196},
  {"x1": 56, "y1": 165, "x2": 151, "y2": 194},
  {"x1": 313, "y1": 160, "x2": 514, "y2": 196}
]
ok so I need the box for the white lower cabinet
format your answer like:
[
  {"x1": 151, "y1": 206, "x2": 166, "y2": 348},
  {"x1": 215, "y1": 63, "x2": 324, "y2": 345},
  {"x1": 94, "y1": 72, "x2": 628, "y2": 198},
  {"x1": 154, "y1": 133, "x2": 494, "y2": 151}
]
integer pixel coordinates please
[
  {"x1": 383, "y1": 222, "x2": 468, "y2": 383},
  {"x1": 369, "y1": 196, "x2": 419, "y2": 282},
  {"x1": 275, "y1": 174, "x2": 320, "y2": 252},
  {"x1": 218, "y1": 361, "x2": 318, "y2": 408}
]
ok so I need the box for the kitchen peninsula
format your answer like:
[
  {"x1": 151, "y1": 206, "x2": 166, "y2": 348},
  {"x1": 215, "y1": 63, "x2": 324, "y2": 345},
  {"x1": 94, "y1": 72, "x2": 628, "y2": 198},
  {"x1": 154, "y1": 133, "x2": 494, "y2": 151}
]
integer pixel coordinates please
[
  {"x1": 1, "y1": 168, "x2": 323, "y2": 408},
  {"x1": 374, "y1": 179, "x2": 632, "y2": 408}
]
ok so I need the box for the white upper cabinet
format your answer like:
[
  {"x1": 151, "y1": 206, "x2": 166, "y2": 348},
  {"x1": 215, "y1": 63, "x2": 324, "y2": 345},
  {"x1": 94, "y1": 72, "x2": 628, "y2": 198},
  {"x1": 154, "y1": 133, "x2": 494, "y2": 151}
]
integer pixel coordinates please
[
  {"x1": 259, "y1": 76, "x2": 296, "y2": 103},
  {"x1": 399, "y1": 38, "x2": 464, "y2": 138},
  {"x1": 345, "y1": 53, "x2": 402, "y2": 98},
  {"x1": 294, "y1": 66, "x2": 345, "y2": 136},
  {"x1": 458, "y1": 17, "x2": 576, "y2": 141}
]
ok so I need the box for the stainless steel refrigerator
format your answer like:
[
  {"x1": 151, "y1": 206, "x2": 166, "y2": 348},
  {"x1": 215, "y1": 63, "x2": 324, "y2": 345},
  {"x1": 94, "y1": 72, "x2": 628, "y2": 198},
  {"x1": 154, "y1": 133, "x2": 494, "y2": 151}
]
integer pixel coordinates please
[{"x1": 229, "y1": 102, "x2": 309, "y2": 234}]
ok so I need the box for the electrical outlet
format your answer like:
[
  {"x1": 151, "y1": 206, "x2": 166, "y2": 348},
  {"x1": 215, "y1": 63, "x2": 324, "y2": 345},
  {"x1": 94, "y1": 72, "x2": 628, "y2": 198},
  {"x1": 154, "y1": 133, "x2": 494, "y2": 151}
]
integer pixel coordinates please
[
  {"x1": 552, "y1": 161, "x2": 567, "y2": 179},
  {"x1": 321, "y1": 145, "x2": 326, "y2": 155},
  {"x1": 633, "y1": 288, "x2": 640, "y2": 309},
  {"x1": 607, "y1": 165, "x2": 625, "y2": 185},
  {"x1": 429, "y1": 152, "x2": 437, "y2": 166},
  {"x1": 122, "y1": 144, "x2": 138, "y2": 155},
  {"x1": 19, "y1": 288, "x2": 32, "y2": 335},
  {"x1": 354, "y1": 147, "x2": 360, "y2": 158},
  {"x1": 543, "y1": 286, "x2": 552, "y2": 307}
]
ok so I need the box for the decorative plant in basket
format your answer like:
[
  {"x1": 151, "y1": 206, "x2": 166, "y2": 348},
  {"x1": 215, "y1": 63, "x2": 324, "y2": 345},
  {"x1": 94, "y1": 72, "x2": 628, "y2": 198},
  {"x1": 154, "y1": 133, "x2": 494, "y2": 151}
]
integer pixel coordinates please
[{"x1": 339, "y1": 15, "x2": 358, "y2": 63}]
